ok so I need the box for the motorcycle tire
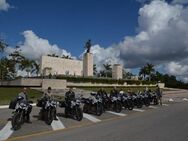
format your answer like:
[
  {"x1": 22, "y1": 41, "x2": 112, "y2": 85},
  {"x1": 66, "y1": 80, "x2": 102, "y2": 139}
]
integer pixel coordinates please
[
  {"x1": 12, "y1": 112, "x2": 22, "y2": 130},
  {"x1": 96, "y1": 104, "x2": 103, "y2": 116},
  {"x1": 75, "y1": 107, "x2": 83, "y2": 121},
  {"x1": 83, "y1": 104, "x2": 88, "y2": 113},
  {"x1": 154, "y1": 99, "x2": 159, "y2": 105},
  {"x1": 115, "y1": 102, "x2": 122, "y2": 113},
  {"x1": 45, "y1": 109, "x2": 54, "y2": 125}
]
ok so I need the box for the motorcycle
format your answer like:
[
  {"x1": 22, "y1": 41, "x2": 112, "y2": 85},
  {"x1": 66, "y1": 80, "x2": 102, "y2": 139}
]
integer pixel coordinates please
[
  {"x1": 37, "y1": 99, "x2": 57, "y2": 125},
  {"x1": 120, "y1": 93, "x2": 134, "y2": 110},
  {"x1": 150, "y1": 92, "x2": 159, "y2": 105},
  {"x1": 132, "y1": 93, "x2": 143, "y2": 108},
  {"x1": 11, "y1": 96, "x2": 33, "y2": 130},
  {"x1": 108, "y1": 95, "x2": 122, "y2": 113},
  {"x1": 63, "y1": 97, "x2": 83, "y2": 121},
  {"x1": 140, "y1": 92, "x2": 150, "y2": 107},
  {"x1": 82, "y1": 93, "x2": 103, "y2": 116}
]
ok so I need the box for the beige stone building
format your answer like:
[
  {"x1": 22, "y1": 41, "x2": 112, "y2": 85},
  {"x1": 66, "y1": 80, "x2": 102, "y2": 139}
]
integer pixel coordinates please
[
  {"x1": 40, "y1": 53, "x2": 94, "y2": 77},
  {"x1": 40, "y1": 56, "x2": 83, "y2": 76},
  {"x1": 40, "y1": 55, "x2": 123, "y2": 79},
  {"x1": 112, "y1": 64, "x2": 123, "y2": 79}
]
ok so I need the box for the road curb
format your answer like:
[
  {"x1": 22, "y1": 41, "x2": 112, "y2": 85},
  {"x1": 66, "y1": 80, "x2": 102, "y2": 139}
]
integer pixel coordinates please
[{"x1": 0, "y1": 103, "x2": 36, "y2": 109}]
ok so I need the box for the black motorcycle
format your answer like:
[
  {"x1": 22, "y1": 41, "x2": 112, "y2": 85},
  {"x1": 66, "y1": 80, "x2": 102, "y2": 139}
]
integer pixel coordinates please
[
  {"x1": 63, "y1": 98, "x2": 83, "y2": 121},
  {"x1": 140, "y1": 92, "x2": 150, "y2": 107},
  {"x1": 149, "y1": 92, "x2": 159, "y2": 105},
  {"x1": 11, "y1": 96, "x2": 33, "y2": 130},
  {"x1": 82, "y1": 93, "x2": 103, "y2": 116},
  {"x1": 108, "y1": 95, "x2": 122, "y2": 113},
  {"x1": 132, "y1": 93, "x2": 143, "y2": 108},
  {"x1": 120, "y1": 93, "x2": 134, "y2": 110},
  {"x1": 37, "y1": 99, "x2": 57, "y2": 125}
]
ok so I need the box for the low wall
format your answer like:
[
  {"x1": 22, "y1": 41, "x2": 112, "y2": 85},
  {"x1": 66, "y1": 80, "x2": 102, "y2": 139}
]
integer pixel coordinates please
[
  {"x1": 42, "y1": 79, "x2": 67, "y2": 90},
  {"x1": 0, "y1": 78, "x2": 42, "y2": 87},
  {"x1": 0, "y1": 78, "x2": 165, "y2": 89},
  {"x1": 0, "y1": 79, "x2": 22, "y2": 86},
  {"x1": 67, "y1": 82, "x2": 127, "y2": 87},
  {"x1": 0, "y1": 78, "x2": 67, "y2": 89}
]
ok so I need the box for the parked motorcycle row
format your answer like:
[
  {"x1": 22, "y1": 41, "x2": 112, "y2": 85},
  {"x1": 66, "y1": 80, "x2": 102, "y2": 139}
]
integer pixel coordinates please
[{"x1": 9, "y1": 90, "x2": 160, "y2": 130}]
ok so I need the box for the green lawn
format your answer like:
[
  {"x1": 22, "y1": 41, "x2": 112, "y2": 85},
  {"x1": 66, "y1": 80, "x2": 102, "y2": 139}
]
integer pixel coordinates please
[{"x1": 0, "y1": 87, "x2": 42, "y2": 105}]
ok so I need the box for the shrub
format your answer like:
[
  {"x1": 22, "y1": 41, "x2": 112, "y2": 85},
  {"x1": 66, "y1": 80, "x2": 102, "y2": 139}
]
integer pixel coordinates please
[{"x1": 56, "y1": 75, "x2": 156, "y2": 85}]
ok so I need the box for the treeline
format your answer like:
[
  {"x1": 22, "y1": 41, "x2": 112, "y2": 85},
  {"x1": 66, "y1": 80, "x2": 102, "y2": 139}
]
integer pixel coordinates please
[{"x1": 139, "y1": 63, "x2": 188, "y2": 89}]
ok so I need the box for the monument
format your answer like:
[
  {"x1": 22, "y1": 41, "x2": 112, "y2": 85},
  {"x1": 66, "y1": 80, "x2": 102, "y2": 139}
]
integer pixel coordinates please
[
  {"x1": 40, "y1": 56, "x2": 83, "y2": 76},
  {"x1": 83, "y1": 40, "x2": 93, "y2": 77},
  {"x1": 112, "y1": 64, "x2": 123, "y2": 79}
]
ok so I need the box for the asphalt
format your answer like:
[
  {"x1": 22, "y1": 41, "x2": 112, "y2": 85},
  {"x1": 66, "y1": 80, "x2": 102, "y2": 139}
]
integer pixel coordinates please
[{"x1": 8, "y1": 101, "x2": 188, "y2": 141}]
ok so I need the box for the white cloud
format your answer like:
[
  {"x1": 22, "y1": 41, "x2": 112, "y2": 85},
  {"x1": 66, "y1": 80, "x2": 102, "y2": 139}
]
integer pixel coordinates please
[
  {"x1": 6, "y1": 30, "x2": 73, "y2": 60},
  {"x1": 89, "y1": 0, "x2": 188, "y2": 82},
  {"x1": 90, "y1": 44, "x2": 123, "y2": 70},
  {"x1": 164, "y1": 62, "x2": 188, "y2": 76},
  {"x1": 0, "y1": 0, "x2": 10, "y2": 11}
]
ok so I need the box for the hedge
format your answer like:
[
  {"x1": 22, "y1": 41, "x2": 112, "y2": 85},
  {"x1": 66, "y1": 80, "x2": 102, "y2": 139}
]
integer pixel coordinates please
[{"x1": 56, "y1": 75, "x2": 157, "y2": 85}]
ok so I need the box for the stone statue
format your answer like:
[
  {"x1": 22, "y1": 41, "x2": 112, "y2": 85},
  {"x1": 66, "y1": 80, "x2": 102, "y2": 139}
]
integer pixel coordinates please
[{"x1": 85, "y1": 39, "x2": 91, "y2": 53}]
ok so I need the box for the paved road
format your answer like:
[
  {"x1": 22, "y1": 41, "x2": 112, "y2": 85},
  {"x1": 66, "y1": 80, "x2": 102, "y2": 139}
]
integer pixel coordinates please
[{"x1": 5, "y1": 102, "x2": 188, "y2": 141}]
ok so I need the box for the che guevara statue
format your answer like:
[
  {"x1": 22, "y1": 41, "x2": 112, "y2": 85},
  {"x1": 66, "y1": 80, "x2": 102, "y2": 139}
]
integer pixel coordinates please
[{"x1": 85, "y1": 39, "x2": 91, "y2": 53}]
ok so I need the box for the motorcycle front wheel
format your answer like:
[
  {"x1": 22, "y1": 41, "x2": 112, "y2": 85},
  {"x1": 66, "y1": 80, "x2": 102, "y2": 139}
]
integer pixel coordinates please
[
  {"x1": 45, "y1": 109, "x2": 54, "y2": 125},
  {"x1": 12, "y1": 112, "x2": 22, "y2": 130},
  {"x1": 96, "y1": 104, "x2": 103, "y2": 116},
  {"x1": 114, "y1": 102, "x2": 122, "y2": 113},
  {"x1": 75, "y1": 107, "x2": 83, "y2": 121}
]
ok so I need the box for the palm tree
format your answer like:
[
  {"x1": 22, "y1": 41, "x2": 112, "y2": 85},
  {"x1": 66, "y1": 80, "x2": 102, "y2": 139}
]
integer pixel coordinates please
[
  {"x1": 99, "y1": 70, "x2": 105, "y2": 77},
  {"x1": 103, "y1": 63, "x2": 112, "y2": 77},
  {"x1": 32, "y1": 62, "x2": 40, "y2": 76},
  {"x1": 139, "y1": 66, "x2": 147, "y2": 80},
  {"x1": 123, "y1": 70, "x2": 134, "y2": 79},
  {"x1": 93, "y1": 64, "x2": 97, "y2": 76},
  {"x1": 145, "y1": 63, "x2": 155, "y2": 81},
  {"x1": 62, "y1": 55, "x2": 72, "y2": 59}
]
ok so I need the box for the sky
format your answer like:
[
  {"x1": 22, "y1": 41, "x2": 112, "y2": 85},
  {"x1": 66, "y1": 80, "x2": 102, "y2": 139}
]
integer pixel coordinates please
[{"x1": 1, "y1": 0, "x2": 188, "y2": 82}]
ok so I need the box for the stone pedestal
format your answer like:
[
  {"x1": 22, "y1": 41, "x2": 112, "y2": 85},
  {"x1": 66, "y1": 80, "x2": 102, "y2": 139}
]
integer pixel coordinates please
[
  {"x1": 83, "y1": 53, "x2": 93, "y2": 77},
  {"x1": 112, "y1": 64, "x2": 123, "y2": 79}
]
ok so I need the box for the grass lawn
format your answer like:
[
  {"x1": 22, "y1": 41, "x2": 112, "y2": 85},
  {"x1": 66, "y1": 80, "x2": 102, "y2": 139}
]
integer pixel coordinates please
[{"x1": 0, "y1": 87, "x2": 42, "y2": 105}]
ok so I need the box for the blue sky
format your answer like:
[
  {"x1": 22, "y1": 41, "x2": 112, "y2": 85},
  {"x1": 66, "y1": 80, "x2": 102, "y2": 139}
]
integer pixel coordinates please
[
  {"x1": 1, "y1": 0, "x2": 188, "y2": 82},
  {"x1": 0, "y1": 0, "x2": 141, "y2": 56}
]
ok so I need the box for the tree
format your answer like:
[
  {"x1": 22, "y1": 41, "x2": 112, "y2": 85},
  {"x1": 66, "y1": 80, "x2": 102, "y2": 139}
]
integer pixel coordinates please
[
  {"x1": 20, "y1": 59, "x2": 35, "y2": 77},
  {"x1": 62, "y1": 55, "x2": 72, "y2": 59},
  {"x1": 32, "y1": 62, "x2": 40, "y2": 76},
  {"x1": 0, "y1": 58, "x2": 16, "y2": 80},
  {"x1": 0, "y1": 39, "x2": 8, "y2": 80},
  {"x1": 123, "y1": 70, "x2": 134, "y2": 79},
  {"x1": 139, "y1": 66, "x2": 147, "y2": 80},
  {"x1": 9, "y1": 48, "x2": 25, "y2": 64},
  {"x1": 139, "y1": 63, "x2": 155, "y2": 81},
  {"x1": 99, "y1": 70, "x2": 105, "y2": 77},
  {"x1": 0, "y1": 39, "x2": 7, "y2": 53},
  {"x1": 93, "y1": 64, "x2": 97, "y2": 76},
  {"x1": 103, "y1": 63, "x2": 112, "y2": 77},
  {"x1": 145, "y1": 63, "x2": 155, "y2": 81}
]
